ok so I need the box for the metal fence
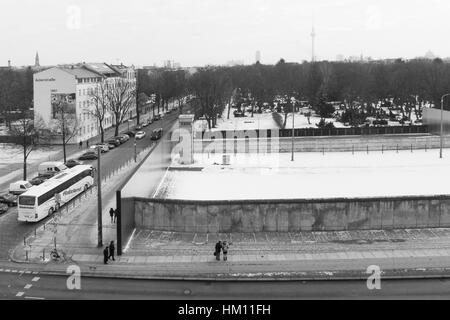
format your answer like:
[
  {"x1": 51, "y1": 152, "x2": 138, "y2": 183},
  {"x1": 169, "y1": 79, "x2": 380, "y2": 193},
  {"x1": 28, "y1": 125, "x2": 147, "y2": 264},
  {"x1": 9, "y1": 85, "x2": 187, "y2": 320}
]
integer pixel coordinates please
[{"x1": 195, "y1": 125, "x2": 429, "y2": 139}]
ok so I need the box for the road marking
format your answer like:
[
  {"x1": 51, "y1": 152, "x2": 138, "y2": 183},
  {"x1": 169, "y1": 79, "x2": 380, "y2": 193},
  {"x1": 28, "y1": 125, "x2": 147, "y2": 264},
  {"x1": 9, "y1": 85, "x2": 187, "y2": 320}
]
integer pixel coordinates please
[
  {"x1": 16, "y1": 292, "x2": 24, "y2": 297},
  {"x1": 11, "y1": 270, "x2": 18, "y2": 273},
  {"x1": 0, "y1": 269, "x2": 3, "y2": 272},
  {"x1": 5, "y1": 269, "x2": 10, "y2": 272},
  {"x1": 25, "y1": 296, "x2": 45, "y2": 300},
  {"x1": 24, "y1": 284, "x2": 32, "y2": 290},
  {"x1": 32, "y1": 277, "x2": 40, "y2": 282},
  {"x1": 32, "y1": 272, "x2": 38, "y2": 275},
  {"x1": 25, "y1": 271, "x2": 31, "y2": 274}
]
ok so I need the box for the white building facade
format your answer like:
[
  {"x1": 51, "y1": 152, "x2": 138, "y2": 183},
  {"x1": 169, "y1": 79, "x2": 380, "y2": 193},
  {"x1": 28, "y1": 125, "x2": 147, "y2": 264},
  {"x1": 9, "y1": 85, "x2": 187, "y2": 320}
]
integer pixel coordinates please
[{"x1": 33, "y1": 63, "x2": 136, "y2": 144}]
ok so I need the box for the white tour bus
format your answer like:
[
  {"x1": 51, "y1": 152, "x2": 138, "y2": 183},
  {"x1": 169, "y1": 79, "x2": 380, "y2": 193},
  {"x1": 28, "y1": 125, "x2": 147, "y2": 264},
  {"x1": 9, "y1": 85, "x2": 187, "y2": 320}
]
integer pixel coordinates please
[{"x1": 18, "y1": 165, "x2": 94, "y2": 222}]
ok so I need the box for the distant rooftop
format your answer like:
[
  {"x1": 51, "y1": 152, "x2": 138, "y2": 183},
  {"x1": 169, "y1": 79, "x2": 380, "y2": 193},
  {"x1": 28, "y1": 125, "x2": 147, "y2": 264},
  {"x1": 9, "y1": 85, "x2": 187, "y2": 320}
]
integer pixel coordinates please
[{"x1": 60, "y1": 66, "x2": 101, "y2": 79}]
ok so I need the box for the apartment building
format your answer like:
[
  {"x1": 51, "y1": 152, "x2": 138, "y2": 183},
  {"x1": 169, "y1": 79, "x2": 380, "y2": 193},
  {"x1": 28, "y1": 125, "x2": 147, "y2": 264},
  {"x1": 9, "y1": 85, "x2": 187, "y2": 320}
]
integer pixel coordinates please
[{"x1": 33, "y1": 63, "x2": 136, "y2": 143}]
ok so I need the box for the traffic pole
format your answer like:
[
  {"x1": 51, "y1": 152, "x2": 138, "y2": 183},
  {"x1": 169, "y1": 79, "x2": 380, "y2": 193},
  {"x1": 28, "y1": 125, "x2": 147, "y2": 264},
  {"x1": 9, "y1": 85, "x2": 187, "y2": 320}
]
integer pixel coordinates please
[{"x1": 97, "y1": 146, "x2": 103, "y2": 248}]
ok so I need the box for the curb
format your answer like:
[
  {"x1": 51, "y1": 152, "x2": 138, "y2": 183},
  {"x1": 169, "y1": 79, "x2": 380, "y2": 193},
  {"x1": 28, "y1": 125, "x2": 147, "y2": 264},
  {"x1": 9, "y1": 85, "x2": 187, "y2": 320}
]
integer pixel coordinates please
[{"x1": 6, "y1": 257, "x2": 450, "y2": 282}]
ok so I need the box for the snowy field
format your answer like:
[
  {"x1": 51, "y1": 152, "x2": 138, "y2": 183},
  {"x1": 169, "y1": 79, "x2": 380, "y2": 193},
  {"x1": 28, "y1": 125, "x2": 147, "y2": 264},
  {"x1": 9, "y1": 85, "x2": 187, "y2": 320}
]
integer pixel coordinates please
[
  {"x1": 0, "y1": 144, "x2": 60, "y2": 164},
  {"x1": 193, "y1": 107, "x2": 423, "y2": 133},
  {"x1": 0, "y1": 144, "x2": 61, "y2": 187},
  {"x1": 156, "y1": 148, "x2": 450, "y2": 200}
]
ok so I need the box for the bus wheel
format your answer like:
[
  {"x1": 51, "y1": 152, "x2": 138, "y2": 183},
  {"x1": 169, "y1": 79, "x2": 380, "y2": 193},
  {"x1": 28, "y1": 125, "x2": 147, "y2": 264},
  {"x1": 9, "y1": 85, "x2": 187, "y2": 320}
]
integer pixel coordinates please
[
  {"x1": 55, "y1": 203, "x2": 60, "y2": 211},
  {"x1": 84, "y1": 184, "x2": 89, "y2": 191},
  {"x1": 48, "y1": 207, "x2": 54, "y2": 216}
]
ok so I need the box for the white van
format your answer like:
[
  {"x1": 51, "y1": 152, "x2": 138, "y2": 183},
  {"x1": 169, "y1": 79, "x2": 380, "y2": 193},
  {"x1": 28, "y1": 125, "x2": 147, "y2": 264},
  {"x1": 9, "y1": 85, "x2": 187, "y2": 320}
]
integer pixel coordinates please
[
  {"x1": 9, "y1": 181, "x2": 33, "y2": 195},
  {"x1": 38, "y1": 162, "x2": 67, "y2": 176}
]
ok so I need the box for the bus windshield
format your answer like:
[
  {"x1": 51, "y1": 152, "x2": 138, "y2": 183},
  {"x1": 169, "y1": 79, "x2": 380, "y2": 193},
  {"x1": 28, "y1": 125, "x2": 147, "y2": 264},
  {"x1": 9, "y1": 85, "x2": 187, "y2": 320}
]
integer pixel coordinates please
[{"x1": 19, "y1": 196, "x2": 36, "y2": 206}]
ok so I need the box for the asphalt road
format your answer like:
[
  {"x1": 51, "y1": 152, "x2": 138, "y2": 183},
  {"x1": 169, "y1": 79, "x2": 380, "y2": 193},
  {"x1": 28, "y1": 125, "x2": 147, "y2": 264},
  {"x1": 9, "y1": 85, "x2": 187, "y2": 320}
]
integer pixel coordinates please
[
  {"x1": 2, "y1": 270, "x2": 450, "y2": 300},
  {"x1": 0, "y1": 112, "x2": 180, "y2": 261}
]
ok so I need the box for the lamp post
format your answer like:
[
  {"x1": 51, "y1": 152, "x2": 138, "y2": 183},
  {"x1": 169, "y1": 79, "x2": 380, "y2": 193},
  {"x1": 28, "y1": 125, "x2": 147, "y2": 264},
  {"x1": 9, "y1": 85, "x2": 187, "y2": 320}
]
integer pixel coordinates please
[
  {"x1": 440, "y1": 94, "x2": 450, "y2": 159},
  {"x1": 291, "y1": 98, "x2": 295, "y2": 161},
  {"x1": 96, "y1": 146, "x2": 102, "y2": 247}
]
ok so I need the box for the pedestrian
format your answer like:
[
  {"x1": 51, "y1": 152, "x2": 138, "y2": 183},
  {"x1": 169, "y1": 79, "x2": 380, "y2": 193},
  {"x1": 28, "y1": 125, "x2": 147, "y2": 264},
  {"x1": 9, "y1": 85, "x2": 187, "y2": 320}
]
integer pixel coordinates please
[
  {"x1": 222, "y1": 241, "x2": 229, "y2": 261},
  {"x1": 214, "y1": 241, "x2": 222, "y2": 261},
  {"x1": 109, "y1": 208, "x2": 114, "y2": 223},
  {"x1": 86, "y1": 140, "x2": 89, "y2": 148},
  {"x1": 113, "y1": 209, "x2": 117, "y2": 223},
  {"x1": 109, "y1": 241, "x2": 115, "y2": 261},
  {"x1": 103, "y1": 246, "x2": 109, "y2": 264},
  {"x1": 79, "y1": 140, "x2": 82, "y2": 149}
]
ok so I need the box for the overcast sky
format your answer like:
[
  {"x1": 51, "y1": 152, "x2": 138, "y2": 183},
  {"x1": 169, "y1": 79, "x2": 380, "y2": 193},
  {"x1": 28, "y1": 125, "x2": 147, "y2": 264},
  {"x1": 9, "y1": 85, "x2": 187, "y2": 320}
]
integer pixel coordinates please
[{"x1": 1, "y1": 0, "x2": 450, "y2": 67}]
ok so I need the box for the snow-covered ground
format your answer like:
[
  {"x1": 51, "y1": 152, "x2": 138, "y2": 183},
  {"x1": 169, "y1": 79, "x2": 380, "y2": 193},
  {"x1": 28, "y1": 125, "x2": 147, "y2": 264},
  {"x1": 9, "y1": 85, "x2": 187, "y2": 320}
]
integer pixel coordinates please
[
  {"x1": 0, "y1": 144, "x2": 62, "y2": 188},
  {"x1": 194, "y1": 111, "x2": 278, "y2": 132},
  {"x1": 156, "y1": 149, "x2": 450, "y2": 200},
  {"x1": 0, "y1": 144, "x2": 60, "y2": 164},
  {"x1": 193, "y1": 108, "x2": 422, "y2": 132}
]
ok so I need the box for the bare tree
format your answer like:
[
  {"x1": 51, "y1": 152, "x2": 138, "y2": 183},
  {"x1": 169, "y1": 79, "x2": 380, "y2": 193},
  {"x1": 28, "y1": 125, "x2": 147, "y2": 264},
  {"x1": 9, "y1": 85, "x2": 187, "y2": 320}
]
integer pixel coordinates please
[
  {"x1": 51, "y1": 94, "x2": 79, "y2": 162},
  {"x1": 89, "y1": 82, "x2": 110, "y2": 143},
  {"x1": 10, "y1": 108, "x2": 47, "y2": 180},
  {"x1": 106, "y1": 78, "x2": 136, "y2": 136}
]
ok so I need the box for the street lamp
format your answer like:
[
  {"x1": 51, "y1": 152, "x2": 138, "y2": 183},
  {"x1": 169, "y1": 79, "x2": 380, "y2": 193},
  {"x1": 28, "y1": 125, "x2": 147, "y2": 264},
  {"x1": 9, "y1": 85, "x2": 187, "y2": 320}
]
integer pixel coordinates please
[
  {"x1": 440, "y1": 93, "x2": 450, "y2": 159},
  {"x1": 96, "y1": 145, "x2": 102, "y2": 247},
  {"x1": 291, "y1": 98, "x2": 295, "y2": 161}
]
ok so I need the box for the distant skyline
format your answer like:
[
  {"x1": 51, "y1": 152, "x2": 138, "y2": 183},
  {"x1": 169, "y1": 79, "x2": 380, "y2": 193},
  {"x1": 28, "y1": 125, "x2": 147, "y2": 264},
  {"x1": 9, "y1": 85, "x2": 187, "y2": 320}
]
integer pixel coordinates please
[{"x1": 2, "y1": 0, "x2": 450, "y2": 67}]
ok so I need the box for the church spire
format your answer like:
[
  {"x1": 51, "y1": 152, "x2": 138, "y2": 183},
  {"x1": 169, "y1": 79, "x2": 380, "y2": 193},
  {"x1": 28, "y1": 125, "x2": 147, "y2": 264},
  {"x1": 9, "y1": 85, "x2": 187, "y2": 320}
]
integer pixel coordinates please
[{"x1": 35, "y1": 51, "x2": 40, "y2": 67}]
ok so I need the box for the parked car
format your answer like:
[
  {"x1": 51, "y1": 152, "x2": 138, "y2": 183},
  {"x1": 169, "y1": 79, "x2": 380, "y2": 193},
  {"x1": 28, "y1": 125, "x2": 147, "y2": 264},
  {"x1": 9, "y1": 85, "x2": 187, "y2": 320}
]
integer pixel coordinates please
[
  {"x1": 38, "y1": 161, "x2": 67, "y2": 176},
  {"x1": 65, "y1": 159, "x2": 83, "y2": 168},
  {"x1": 135, "y1": 124, "x2": 143, "y2": 130},
  {"x1": 29, "y1": 175, "x2": 48, "y2": 186},
  {"x1": 9, "y1": 181, "x2": 33, "y2": 195},
  {"x1": 107, "y1": 138, "x2": 121, "y2": 147},
  {"x1": 107, "y1": 142, "x2": 116, "y2": 149},
  {"x1": 135, "y1": 131, "x2": 146, "y2": 140},
  {"x1": 0, "y1": 203, "x2": 8, "y2": 215},
  {"x1": 151, "y1": 128, "x2": 163, "y2": 140},
  {"x1": 90, "y1": 143, "x2": 109, "y2": 153},
  {"x1": 0, "y1": 193, "x2": 18, "y2": 207},
  {"x1": 79, "y1": 151, "x2": 98, "y2": 160},
  {"x1": 120, "y1": 134, "x2": 130, "y2": 142},
  {"x1": 124, "y1": 131, "x2": 135, "y2": 138},
  {"x1": 153, "y1": 114, "x2": 162, "y2": 121}
]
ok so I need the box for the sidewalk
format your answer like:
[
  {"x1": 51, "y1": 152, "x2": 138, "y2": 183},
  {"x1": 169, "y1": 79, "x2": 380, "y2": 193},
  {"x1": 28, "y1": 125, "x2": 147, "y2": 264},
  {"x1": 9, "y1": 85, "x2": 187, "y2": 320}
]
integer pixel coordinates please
[{"x1": 12, "y1": 222, "x2": 450, "y2": 280}]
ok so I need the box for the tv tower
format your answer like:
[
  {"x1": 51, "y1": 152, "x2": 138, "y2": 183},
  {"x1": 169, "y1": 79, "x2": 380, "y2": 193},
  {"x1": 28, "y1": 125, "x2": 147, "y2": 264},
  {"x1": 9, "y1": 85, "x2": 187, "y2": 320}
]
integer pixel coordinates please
[{"x1": 311, "y1": 22, "x2": 316, "y2": 62}]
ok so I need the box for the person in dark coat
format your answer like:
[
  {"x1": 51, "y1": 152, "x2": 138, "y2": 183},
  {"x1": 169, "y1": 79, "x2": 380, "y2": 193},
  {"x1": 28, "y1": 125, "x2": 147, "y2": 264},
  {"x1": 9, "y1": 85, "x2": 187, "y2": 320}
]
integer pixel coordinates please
[
  {"x1": 79, "y1": 140, "x2": 83, "y2": 149},
  {"x1": 103, "y1": 246, "x2": 109, "y2": 264},
  {"x1": 109, "y1": 208, "x2": 115, "y2": 223},
  {"x1": 222, "y1": 241, "x2": 229, "y2": 261},
  {"x1": 86, "y1": 140, "x2": 89, "y2": 148},
  {"x1": 214, "y1": 241, "x2": 222, "y2": 261},
  {"x1": 113, "y1": 208, "x2": 118, "y2": 223},
  {"x1": 109, "y1": 241, "x2": 115, "y2": 261}
]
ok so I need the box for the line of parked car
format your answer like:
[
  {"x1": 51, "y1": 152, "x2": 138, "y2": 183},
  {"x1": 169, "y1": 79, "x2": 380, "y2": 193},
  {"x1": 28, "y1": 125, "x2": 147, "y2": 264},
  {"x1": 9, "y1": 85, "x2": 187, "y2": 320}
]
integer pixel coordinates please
[
  {"x1": 78, "y1": 118, "x2": 165, "y2": 161},
  {"x1": 1, "y1": 116, "x2": 168, "y2": 216}
]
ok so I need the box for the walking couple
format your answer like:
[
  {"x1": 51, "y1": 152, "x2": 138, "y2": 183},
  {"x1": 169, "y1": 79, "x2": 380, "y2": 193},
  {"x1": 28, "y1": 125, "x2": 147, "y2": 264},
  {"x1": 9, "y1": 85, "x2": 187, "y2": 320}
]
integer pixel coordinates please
[
  {"x1": 214, "y1": 240, "x2": 229, "y2": 261},
  {"x1": 103, "y1": 241, "x2": 115, "y2": 264}
]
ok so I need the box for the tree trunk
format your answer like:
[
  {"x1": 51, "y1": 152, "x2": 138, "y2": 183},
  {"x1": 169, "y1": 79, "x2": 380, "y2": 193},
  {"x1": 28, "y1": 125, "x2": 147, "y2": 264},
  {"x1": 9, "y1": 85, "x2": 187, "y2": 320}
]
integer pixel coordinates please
[
  {"x1": 23, "y1": 146, "x2": 27, "y2": 180},
  {"x1": 114, "y1": 115, "x2": 120, "y2": 136},
  {"x1": 136, "y1": 104, "x2": 140, "y2": 125},
  {"x1": 100, "y1": 126, "x2": 105, "y2": 143}
]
